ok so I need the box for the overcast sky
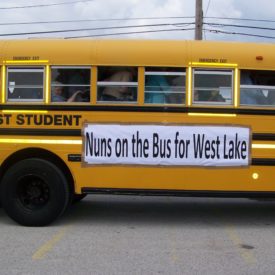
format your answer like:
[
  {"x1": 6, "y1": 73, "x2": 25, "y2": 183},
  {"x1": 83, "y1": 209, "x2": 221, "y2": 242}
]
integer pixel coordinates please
[{"x1": 0, "y1": 0, "x2": 274, "y2": 42}]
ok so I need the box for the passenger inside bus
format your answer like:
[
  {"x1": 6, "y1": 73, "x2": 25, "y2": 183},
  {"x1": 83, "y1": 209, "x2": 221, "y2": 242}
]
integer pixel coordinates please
[
  {"x1": 166, "y1": 76, "x2": 185, "y2": 104},
  {"x1": 67, "y1": 70, "x2": 90, "y2": 102},
  {"x1": 194, "y1": 90, "x2": 225, "y2": 102},
  {"x1": 100, "y1": 69, "x2": 135, "y2": 101},
  {"x1": 240, "y1": 71, "x2": 268, "y2": 105},
  {"x1": 51, "y1": 68, "x2": 91, "y2": 102},
  {"x1": 207, "y1": 90, "x2": 226, "y2": 102},
  {"x1": 145, "y1": 73, "x2": 170, "y2": 104},
  {"x1": 145, "y1": 67, "x2": 185, "y2": 104},
  {"x1": 51, "y1": 81, "x2": 83, "y2": 102}
]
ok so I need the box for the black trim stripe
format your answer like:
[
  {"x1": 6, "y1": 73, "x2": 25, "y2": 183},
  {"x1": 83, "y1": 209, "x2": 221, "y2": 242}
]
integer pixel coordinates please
[
  {"x1": 1, "y1": 128, "x2": 275, "y2": 142},
  {"x1": 252, "y1": 133, "x2": 275, "y2": 141},
  {"x1": 69, "y1": 155, "x2": 275, "y2": 166},
  {"x1": 82, "y1": 187, "x2": 275, "y2": 198},
  {"x1": 2, "y1": 104, "x2": 275, "y2": 115},
  {"x1": 0, "y1": 128, "x2": 81, "y2": 136},
  {"x1": 251, "y1": 158, "x2": 275, "y2": 166}
]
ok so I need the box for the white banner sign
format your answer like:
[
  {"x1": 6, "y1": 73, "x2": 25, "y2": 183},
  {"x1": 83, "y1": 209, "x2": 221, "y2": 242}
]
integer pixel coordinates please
[{"x1": 83, "y1": 124, "x2": 251, "y2": 167}]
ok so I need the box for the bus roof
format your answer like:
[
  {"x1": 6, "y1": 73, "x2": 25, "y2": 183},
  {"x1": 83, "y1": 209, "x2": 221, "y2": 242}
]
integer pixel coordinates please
[{"x1": 1, "y1": 39, "x2": 275, "y2": 69}]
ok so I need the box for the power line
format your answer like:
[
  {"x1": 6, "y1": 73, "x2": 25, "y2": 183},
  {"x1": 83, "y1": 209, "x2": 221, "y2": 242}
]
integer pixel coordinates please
[
  {"x1": 205, "y1": 22, "x2": 275, "y2": 31},
  {"x1": 0, "y1": 16, "x2": 195, "y2": 26},
  {"x1": 0, "y1": 0, "x2": 94, "y2": 10},
  {"x1": 0, "y1": 20, "x2": 273, "y2": 40},
  {"x1": 0, "y1": 13, "x2": 274, "y2": 40},
  {"x1": 203, "y1": 0, "x2": 211, "y2": 40},
  {"x1": 1, "y1": 16, "x2": 275, "y2": 27},
  {"x1": 205, "y1": 0, "x2": 211, "y2": 17},
  {"x1": 65, "y1": 28, "x2": 195, "y2": 39},
  {"x1": 205, "y1": 16, "x2": 275, "y2": 24},
  {"x1": 0, "y1": 22, "x2": 195, "y2": 37},
  {"x1": 204, "y1": 28, "x2": 275, "y2": 40}
]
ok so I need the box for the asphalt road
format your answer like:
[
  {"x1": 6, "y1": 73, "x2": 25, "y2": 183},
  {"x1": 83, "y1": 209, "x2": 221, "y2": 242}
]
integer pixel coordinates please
[{"x1": 0, "y1": 195, "x2": 275, "y2": 275}]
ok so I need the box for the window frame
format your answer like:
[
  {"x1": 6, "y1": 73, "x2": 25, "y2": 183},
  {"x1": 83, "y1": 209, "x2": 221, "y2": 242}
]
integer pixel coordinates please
[
  {"x1": 144, "y1": 67, "x2": 186, "y2": 105},
  {"x1": 6, "y1": 66, "x2": 45, "y2": 102},
  {"x1": 50, "y1": 66, "x2": 91, "y2": 104},
  {"x1": 192, "y1": 68, "x2": 234, "y2": 106},
  {"x1": 239, "y1": 69, "x2": 275, "y2": 107},
  {"x1": 97, "y1": 66, "x2": 138, "y2": 104}
]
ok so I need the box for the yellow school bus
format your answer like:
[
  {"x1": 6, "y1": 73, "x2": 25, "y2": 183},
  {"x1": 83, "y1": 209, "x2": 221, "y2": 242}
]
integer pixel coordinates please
[{"x1": 1, "y1": 39, "x2": 275, "y2": 226}]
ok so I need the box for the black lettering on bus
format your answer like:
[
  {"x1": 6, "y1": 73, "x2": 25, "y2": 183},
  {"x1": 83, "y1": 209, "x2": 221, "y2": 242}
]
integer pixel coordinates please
[
  {"x1": 153, "y1": 133, "x2": 159, "y2": 158},
  {"x1": 85, "y1": 132, "x2": 112, "y2": 157},
  {"x1": 25, "y1": 114, "x2": 32, "y2": 125},
  {"x1": 73, "y1": 115, "x2": 81, "y2": 126},
  {"x1": 115, "y1": 138, "x2": 128, "y2": 157},
  {"x1": 54, "y1": 115, "x2": 63, "y2": 126},
  {"x1": 193, "y1": 134, "x2": 204, "y2": 158},
  {"x1": 16, "y1": 114, "x2": 24, "y2": 125},
  {"x1": 63, "y1": 115, "x2": 73, "y2": 126},
  {"x1": 0, "y1": 114, "x2": 12, "y2": 125},
  {"x1": 33, "y1": 115, "x2": 43, "y2": 126},
  {"x1": 152, "y1": 133, "x2": 171, "y2": 158},
  {"x1": 85, "y1": 132, "x2": 94, "y2": 157},
  {"x1": 44, "y1": 115, "x2": 53, "y2": 125}
]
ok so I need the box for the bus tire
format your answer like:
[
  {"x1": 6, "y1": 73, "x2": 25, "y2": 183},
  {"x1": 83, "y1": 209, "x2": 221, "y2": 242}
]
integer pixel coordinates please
[{"x1": 0, "y1": 158, "x2": 71, "y2": 226}]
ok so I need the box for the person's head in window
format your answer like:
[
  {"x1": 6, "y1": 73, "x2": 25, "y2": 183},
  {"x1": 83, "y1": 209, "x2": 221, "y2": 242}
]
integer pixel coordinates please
[
  {"x1": 51, "y1": 81, "x2": 84, "y2": 102},
  {"x1": 51, "y1": 81, "x2": 66, "y2": 102},
  {"x1": 100, "y1": 68, "x2": 135, "y2": 101},
  {"x1": 208, "y1": 90, "x2": 225, "y2": 102}
]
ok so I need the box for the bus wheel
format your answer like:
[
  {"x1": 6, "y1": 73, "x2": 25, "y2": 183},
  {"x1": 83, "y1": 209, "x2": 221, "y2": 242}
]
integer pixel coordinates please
[{"x1": 0, "y1": 158, "x2": 71, "y2": 226}]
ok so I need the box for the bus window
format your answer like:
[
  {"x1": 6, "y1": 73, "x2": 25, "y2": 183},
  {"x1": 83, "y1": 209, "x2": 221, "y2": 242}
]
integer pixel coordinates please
[
  {"x1": 240, "y1": 70, "x2": 275, "y2": 106},
  {"x1": 193, "y1": 69, "x2": 233, "y2": 105},
  {"x1": 97, "y1": 66, "x2": 138, "y2": 103},
  {"x1": 145, "y1": 67, "x2": 186, "y2": 104},
  {"x1": 7, "y1": 67, "x2": 44, "y2": 102},
  {"x1": 51, "y1": 67, "x2": 90, "y2": 103}
]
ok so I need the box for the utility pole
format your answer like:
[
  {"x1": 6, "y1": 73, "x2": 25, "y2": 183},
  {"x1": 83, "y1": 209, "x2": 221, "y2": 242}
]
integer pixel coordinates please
[{"x1": 195, "y1": 0, "x2": 203, "y2": 40}]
